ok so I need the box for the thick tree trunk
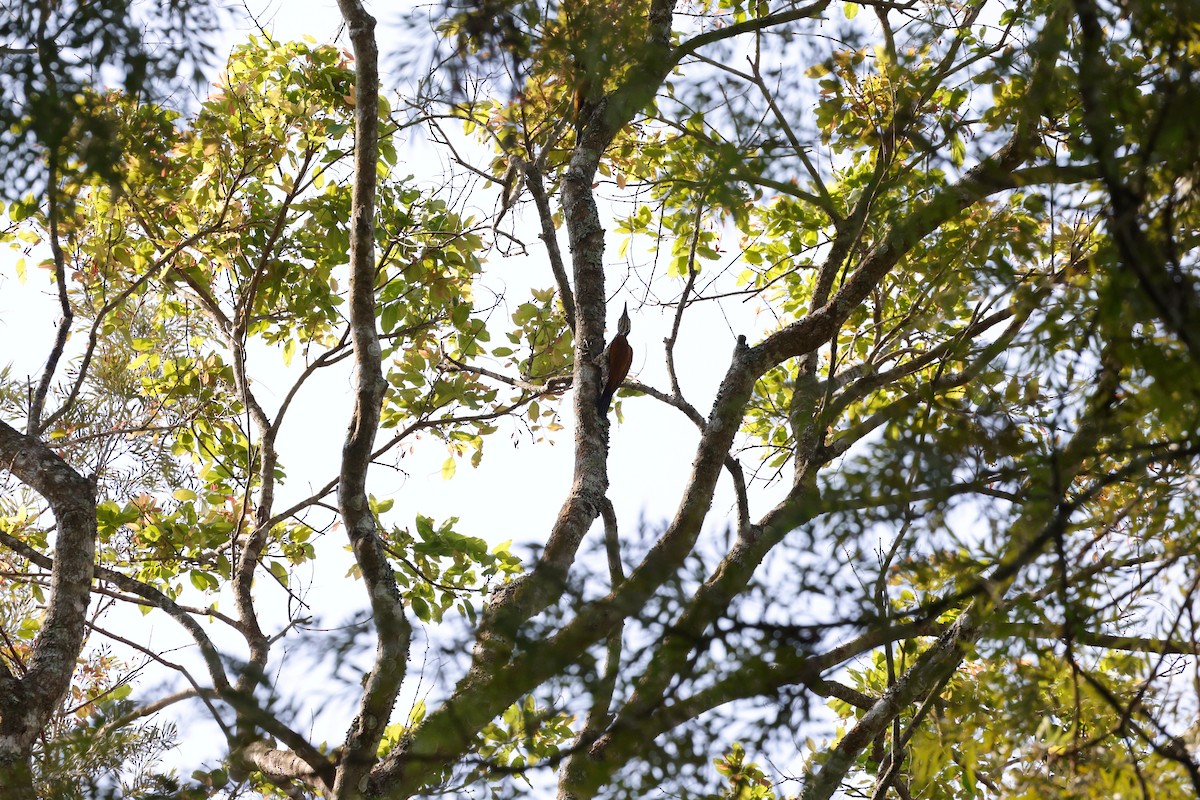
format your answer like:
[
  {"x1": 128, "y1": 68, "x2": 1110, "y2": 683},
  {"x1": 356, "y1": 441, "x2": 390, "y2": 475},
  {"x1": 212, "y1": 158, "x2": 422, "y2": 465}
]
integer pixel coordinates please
[
  {"x1": 0, "y1": 421, "x2": 99, "y2": 800},
  {"x1": 0, "y1": 751, "x2": 36, "y2": 800}
]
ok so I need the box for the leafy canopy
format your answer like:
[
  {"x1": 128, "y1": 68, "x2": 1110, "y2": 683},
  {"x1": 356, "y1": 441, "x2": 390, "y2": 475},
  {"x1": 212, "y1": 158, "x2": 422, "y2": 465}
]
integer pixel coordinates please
[{"x1": 2, "y1": 1, "x2": 1200, "y2": 798}]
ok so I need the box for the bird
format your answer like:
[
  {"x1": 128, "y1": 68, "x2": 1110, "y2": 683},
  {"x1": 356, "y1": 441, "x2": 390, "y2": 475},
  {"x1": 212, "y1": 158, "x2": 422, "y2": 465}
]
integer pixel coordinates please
[{"x1": 598, "y1": 304, "x2": 632, "y2": 414}]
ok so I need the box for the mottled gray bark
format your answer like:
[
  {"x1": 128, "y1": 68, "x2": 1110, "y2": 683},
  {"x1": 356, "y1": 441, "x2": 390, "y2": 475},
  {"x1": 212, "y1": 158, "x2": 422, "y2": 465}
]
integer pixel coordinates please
[
  {"x1": 0, "y1": 422, "x2": 97, "y2": 797},
  {"x1": 330, "y1": 2, "x2": 412, "y2": 798}
]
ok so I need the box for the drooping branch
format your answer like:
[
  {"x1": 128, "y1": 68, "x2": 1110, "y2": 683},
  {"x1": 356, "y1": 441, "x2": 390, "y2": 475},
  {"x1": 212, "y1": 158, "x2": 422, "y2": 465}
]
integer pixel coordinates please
[
  {"x1": 744, "y1": 53, "x2": 839, "y2": 220},
  {"x1": 0, "y1": 528, "x2": 232, "y2": 694},
  {"x1": 84, "y1": 620, "x2": 235, "y2": 743},
  {"x1": 0, "y1": 523, "x2": 340, "y2": 791}
]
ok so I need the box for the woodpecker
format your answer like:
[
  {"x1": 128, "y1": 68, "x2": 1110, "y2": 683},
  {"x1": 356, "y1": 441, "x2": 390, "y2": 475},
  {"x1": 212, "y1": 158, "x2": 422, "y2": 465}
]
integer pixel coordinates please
[{"x1": 598, "y1": 304, "x2": 632, "y2": 414}]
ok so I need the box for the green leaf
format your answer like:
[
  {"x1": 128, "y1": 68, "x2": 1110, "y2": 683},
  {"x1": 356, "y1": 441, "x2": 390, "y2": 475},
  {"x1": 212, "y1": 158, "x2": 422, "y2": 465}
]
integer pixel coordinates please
[
  {"x1": 411, "y1": 595, "x2": 430, "y2": 621},
  {"x1": 17, "y1": 618, "x2": 41, "y2": 639},
  {"x1": 269, "y1": 561, "x2": 289, "y2": 583},
  {"x1": 189, "y1": 570, "x2": 212, "y2": 592}
]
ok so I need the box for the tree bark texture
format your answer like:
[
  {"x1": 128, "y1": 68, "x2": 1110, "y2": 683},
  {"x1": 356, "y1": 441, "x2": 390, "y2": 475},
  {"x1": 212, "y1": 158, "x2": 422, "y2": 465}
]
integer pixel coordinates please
[{"x1": 0, "y1": 421, "x2": 97, "y2": 797}]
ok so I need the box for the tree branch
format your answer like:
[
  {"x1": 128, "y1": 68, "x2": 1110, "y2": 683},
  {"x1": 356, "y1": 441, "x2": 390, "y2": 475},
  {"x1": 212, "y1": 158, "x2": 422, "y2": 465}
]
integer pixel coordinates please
[
  {"x1": 0, "y1": 422, "x2": 96, "y2": 758},
  {"x1": 525, "y1": 162, "x2": 576, "y2": 329},
  {"x1": 331, "y1": 3, "x2": 412, "y2": 796},
  {"x1": 800, "y1": 346, "x2": 1119, "y2": 800}
]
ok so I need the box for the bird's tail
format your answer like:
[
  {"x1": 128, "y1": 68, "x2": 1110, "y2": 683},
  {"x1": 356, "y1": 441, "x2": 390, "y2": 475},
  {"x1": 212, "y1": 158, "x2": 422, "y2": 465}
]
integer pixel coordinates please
[{"x1": 596, "y1": 388, "x2": 614, "y2": 414}]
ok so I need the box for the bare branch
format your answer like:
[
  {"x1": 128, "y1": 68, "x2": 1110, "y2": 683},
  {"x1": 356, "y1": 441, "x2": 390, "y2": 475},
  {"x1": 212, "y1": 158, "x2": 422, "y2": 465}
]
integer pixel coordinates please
[{"x1": 525, "y1": 162, "x2": 576, "y2": 329}]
